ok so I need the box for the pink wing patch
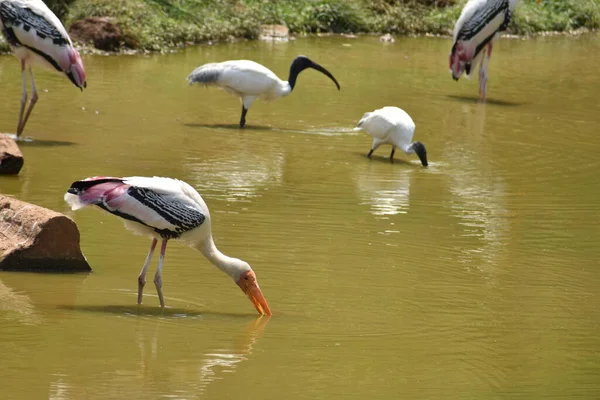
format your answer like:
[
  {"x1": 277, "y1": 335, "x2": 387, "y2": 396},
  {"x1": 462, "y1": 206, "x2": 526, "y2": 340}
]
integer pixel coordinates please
[{"x1": 78, "y1": 182, "x2": 131, "y2": 209}]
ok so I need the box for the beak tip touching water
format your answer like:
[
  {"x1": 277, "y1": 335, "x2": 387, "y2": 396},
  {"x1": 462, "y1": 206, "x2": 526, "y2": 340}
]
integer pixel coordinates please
[{"x1": 237, "y1": 270, "x2": 272, "y2": 316}]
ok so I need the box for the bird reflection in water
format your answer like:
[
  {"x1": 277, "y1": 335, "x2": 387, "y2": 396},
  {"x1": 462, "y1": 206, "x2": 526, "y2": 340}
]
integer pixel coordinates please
[
  {"x1": 135, "y1": 315, "x2": 271, "y2": 395},
  {"x1": 356, "y1": 165, "x2": 413, "y2": 218}
]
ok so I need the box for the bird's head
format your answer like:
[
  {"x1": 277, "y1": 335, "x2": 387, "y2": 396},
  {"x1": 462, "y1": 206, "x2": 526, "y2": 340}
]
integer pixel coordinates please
[
  {"x1": 67, "y1": 48, "x2": 87, "y2": 91},
  {"x1": 449, "y1": 43, "x2": 467, "y2": 81},
  {"x1": 411, "y1": 141, "x2": 428, "y2": 167},
  {"x1": 236, "y1": 269, "x2": 272, "y2": 316},
  {"x1": 288, "y1": 55, "x2": 341, "y2": 91}
]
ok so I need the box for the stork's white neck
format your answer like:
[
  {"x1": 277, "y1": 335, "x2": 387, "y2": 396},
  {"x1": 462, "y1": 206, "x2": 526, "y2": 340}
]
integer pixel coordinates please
[
  {"x1": 401, "y1": 143, "x2": 414, "y2": 154},
  {"x1": 194, "y1": 235, "x2": 249, "y2": 282},
  {"x1": 277, "y1": 81, "x2": 292, "y2": 98}
]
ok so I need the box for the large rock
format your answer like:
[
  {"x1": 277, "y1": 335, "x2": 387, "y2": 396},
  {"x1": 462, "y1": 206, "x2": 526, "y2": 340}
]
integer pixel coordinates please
[
  {"x1": 0, "y1": 134, "x2": 23, "y2": 175},
  {"x1": 68, "y1": 17, "x2": 123, "y2": 51},
  {"x1": 259, "y1": 25, "x2": 289, "y2": 41},
  {"x1": 0, "y1": 195, "x2": 91, "y2": 272}
]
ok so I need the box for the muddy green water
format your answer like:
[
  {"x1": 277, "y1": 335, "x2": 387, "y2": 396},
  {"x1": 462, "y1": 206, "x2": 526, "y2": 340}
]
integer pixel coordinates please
[{"x1": 1, "y1": 35, "x2": 599, "y2": 399}]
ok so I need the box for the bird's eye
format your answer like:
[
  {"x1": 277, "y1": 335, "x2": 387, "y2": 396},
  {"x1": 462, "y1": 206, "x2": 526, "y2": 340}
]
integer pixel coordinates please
[{"x1": 244, "y1": 276, "x2": 249, "y2": 281}]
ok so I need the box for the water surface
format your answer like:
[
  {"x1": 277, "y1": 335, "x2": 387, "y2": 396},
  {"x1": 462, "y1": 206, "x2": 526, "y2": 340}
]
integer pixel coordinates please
[{"x1": 1, "y1": 34, "x2": 599, "y2": 399}]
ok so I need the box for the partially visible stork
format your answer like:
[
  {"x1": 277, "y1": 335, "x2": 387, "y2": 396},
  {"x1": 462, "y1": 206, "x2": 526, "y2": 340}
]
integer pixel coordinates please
[
  {"x1": 64, "y1": 176, "x2": 272, "y2": 315},
  {"x1": 187, "y1": 56, "x2": 340, "y2": 128},
  {"x1": 449, "y1": 0, "x2": 518, "y2": 100},
  {"x1": 0, "y1": 0, "x2": 86, "y2": 138},
  {"x1": 354, "y1": 106, "x2": 428, "y2": 167}
]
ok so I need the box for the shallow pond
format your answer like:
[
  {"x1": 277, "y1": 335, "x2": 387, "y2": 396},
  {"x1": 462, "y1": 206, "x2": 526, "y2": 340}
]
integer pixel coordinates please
[{"x1": 1, "y1": 34, "x2": 599, "y2": 399}]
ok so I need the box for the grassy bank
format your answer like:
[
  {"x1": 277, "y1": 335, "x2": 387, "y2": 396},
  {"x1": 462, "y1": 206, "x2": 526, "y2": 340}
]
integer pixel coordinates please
[{"x1": 1, "y1": 0, "x2": 599, "y2": 53}]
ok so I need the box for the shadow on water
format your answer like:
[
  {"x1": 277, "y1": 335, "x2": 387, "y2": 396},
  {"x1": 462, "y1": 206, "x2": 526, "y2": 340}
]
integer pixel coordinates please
[
  {"x1": 445, "y1": 94, "x2": 524, "y2": 107},
  {"x1": 16, "y1": 138, "x2": 78, "y2": 147},
  {"x1": 184, "y1": 123, "x2": 271, "y2": 131},
  {"x1": 355, "y1": 152, "x2": 415, "y2": 166},
  {"x1": 56, "y1": 304, "x2": 263, "y2": 319}
]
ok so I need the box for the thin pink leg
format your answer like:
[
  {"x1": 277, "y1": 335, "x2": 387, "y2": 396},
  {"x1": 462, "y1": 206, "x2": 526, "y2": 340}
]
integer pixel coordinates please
[
  {"x1": 18, "y1": 66, "x2": 39, "y2": 137},
  {"x1": 16, "y1": 60, "x2": 27, "y2": 136},
  {"x1": 154, "y1": 240, "x2": 168, "y2": 308},
  {"x1": 478, "y1": 43, "x2": 492, "y2": 101},
  {"x1": 137, "y1": 238, "x2": 157, "y2": 305}
]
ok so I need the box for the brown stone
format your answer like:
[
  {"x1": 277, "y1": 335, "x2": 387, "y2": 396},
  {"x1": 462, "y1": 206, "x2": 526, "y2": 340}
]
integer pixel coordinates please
[
  {"x1": 68, "y1": 17, "x2": 123, "y2": 51},
  {"x1": 0, "y1": 134, "x2": 23, "y2": 175},
  {"x1": 259, "y1": 25, "x2": 289, "y2": 41},
  {"x1": 0, "y1": 195, "x2": 91, "y2": 272}
]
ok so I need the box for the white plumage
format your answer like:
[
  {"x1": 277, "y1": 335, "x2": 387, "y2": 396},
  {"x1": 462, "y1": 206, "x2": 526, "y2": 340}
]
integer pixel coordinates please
[
  {"x1": 64, "y1": 176, "x2": 272, "y2": 315},
  {"x1": 354, "y1": 107, "x2": 428, "y2": 167},
  {"x1": 0, "y1": 0, "x2": 86, "y2": 138},
  {"x1": 449, "y1": 0, "x2": 518, "y2": 100},
  {"x1": 193, "y1": 60, "x2": 288, "y2": 101},
  {"x1": 187, "y1": 56, "x2": 340, "y2": 128}
]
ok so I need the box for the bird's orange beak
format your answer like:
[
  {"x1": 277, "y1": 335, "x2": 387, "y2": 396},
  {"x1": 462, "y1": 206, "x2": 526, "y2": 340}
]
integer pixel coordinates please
[{"x1": 237, "y1": 270, "x2": 272, "y2": 316}]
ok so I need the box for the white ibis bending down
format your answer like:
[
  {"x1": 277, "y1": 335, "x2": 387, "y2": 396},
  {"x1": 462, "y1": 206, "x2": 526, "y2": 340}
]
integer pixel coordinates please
[
  {"x1": 0, "y1": 0, "x2": 86, "y2": 138},
  {"x1": 187, "y1": 56, "x2": 340, "y2": 128},
  {"x1": 354, "y1": 106, "x2": 428, "y2": 167},
  {"x1": 449, "y1": 0, "x2": 517, "y2": 100},
  {"x1": 64, "y1": 176, "x2": 272, "y2": 316}
]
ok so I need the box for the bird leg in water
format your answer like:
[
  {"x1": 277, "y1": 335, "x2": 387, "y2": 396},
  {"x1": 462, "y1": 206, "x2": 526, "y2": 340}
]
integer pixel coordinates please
[
  {"x1": 390, "y1": 147, "x2": 396, "y2": 162},
  {"x1": 18, "y1": 67, "x2": 39, "y2": 137},
  {"x1": 239, "y1": 106, "x2": 248, "y2": 128},
  {"x1": 16, "y1": 61, "x2": 27, "y2": 136},
  {"x1": 479, "y1": 42, "x2": 492, "y2": 100},
  {"x1": 154, "y1": 239, "x2": 168, "y2": 307},
  {"x1": 367, "y1": 149, "x2": 374, "y2": 158},
  {"x1": 137, "y1": 238, "x2": 158, "y2": 305}
]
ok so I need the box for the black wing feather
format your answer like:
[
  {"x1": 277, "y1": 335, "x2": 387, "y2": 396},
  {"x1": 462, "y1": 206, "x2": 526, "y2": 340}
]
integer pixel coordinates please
[
  {"x1": 0, "y1": 1, "x2": 68, "y2": 46},
  {"x1": 127, "y1": 187, "x2": 206, "y2": 239},
  {"x1": 456, "y1": 0, "x2": 509, "y2": 42}
]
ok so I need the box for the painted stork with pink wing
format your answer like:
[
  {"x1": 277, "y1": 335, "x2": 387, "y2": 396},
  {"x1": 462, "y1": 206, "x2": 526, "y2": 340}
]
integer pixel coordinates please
[
  {"x1": 64, "y1": 176, "x2": 272, "y2": 316},
  {"x1": 0, "y1": 0, "x2": 86, "y2": 138},
  {"x1": 449, "y1": 0, "x2": 518, "y2": 100}
]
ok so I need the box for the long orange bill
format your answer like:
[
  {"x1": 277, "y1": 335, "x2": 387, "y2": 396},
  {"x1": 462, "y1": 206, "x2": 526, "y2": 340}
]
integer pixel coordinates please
[{"x1": 247, "y1": 283, "x2": 272, "y2": 316}]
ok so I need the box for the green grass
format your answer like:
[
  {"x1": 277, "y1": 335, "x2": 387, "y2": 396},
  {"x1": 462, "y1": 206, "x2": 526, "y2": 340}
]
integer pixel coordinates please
[
  {"x1": 512, "y1": 0, "x2": 600, "y2": 34},
  {"x1": 0, "y1": 0, "x2": 598, "y2": 53}
]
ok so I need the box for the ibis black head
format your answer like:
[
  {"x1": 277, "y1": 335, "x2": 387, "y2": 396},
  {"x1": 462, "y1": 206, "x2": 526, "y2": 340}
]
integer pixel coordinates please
[
  {"x1": 288, "y1": 55, "x2": 341, "y2": 91},
  {"x1": 412, "y1": 141, "x2": 428, "y2": 167}
]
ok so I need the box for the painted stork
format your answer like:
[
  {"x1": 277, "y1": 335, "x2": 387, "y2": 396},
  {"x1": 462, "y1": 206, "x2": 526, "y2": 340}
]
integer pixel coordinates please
[
  {"x1": 354, "y1": 106, "x2": 428, "y2": 167},
  {"x1": 64, "y1": 176, "x2": 272, "y2": 316},
  {"x1": 0, "y1": 0, "x2": 86, "y2": 138},
  {"x1": 449, "y1": 0, "x2": 518, "y2": 100},
  {"x1": 187, "y1": 56, "x2": 340, "y2": 128}
]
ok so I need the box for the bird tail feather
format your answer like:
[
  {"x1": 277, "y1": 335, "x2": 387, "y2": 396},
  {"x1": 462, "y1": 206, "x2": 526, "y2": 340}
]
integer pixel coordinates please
[
  {"x1": 64, "y1": 177, "x2": 127, "y2": 210},
  {"x1": 354, "y1": 112, "x2": 371, "y2": 130},
  {"x1": 187, "y1": 64, "x2": 222, "y2": 86}
]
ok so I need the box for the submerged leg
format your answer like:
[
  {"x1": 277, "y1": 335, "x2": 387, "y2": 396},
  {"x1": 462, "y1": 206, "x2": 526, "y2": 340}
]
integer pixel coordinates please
[
  {"x1": 239, "y1": 106, "x2": 248, "y2": 128},
  {"x1": 479, "y1": 43, "x2": 492, "y2": 100},
  {"x1": 19, "y1": 67, "x2": 39, "y2": 137},
  {"x1": 16, "y1": 61, "x2": 27, "y2": 137},
  {"x1": 367, "y1": 149, "x2": 374, "y2": 158},
  {"x1": 390, "y1": 147, "x2": 396, "y2": 162},
  {"x1": 154, "y1": 239, "x2": 168, "y2": 308},
  {"x1": 137, "y1": 238, "x2": 158, "y2": 305}
]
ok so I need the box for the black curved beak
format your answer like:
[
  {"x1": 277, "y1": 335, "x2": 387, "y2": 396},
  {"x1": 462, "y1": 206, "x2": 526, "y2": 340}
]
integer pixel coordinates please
[
  {"x1": 288, "y1": 55, "x2": 341, "y2": 91},
  {"x1": 417, "y1": 150, "x2": 428, "y2": 167},
  {"x1": 308, "y1": 61, "x2": 341, "y2": 90},
  {"x1": 412, "y1": 141, "x2": 428, "y2": 167}
]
